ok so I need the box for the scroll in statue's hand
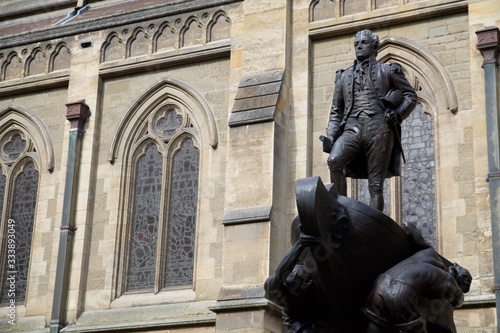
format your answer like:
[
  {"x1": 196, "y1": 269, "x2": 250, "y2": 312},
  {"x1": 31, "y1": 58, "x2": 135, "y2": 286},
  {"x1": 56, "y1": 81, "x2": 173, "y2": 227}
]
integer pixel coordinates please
[{"x1": 319, "y1": 135, "x2": 334, "y2": 153}]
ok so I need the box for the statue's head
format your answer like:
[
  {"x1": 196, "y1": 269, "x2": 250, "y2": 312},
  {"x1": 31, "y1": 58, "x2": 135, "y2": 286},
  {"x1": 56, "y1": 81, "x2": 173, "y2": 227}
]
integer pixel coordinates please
[
  {"x1": 449, "y1": 263, "x2": 472, "y2": 293},
  {"x1": 354, "y1": 29, "x2": 379, "y2": 61}
]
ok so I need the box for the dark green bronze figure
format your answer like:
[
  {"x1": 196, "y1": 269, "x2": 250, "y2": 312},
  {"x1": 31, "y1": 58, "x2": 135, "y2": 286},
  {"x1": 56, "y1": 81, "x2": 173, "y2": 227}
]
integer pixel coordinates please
[
  {"x1": 323, "y1": 29, "x2": 417, "y2": 211},
  {"x1": 265, "y1": 176, "x2": 471, "y2": 333}
]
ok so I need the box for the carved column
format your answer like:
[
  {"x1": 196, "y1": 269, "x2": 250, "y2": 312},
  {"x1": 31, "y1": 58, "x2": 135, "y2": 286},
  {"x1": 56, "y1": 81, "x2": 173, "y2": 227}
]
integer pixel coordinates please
[
  {"x1": 476, "y1": 26, "x2": 500, "y2": 332},
  {"x1": 50, "y1": 100, "x2": 91, "y2": 333}
]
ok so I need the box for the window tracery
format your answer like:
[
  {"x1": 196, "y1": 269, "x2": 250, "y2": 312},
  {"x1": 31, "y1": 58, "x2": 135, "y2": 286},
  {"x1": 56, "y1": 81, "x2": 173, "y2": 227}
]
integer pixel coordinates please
[
  {"x1": 122, "y1": 103, "x2": 200, "y2": 294},
  {"x1": 1, "y1": 131, "x2": 27, "y2": 163}
]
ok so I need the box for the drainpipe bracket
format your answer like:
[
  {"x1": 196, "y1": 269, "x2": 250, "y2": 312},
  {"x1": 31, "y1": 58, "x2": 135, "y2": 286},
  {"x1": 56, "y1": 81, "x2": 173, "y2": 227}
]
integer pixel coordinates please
[
  {"x1": 60, "y1": 225, "x2": 78, "y2": 233},
  {"x1": 487, "y1": 171, "x2": 500, "y2": 182}
]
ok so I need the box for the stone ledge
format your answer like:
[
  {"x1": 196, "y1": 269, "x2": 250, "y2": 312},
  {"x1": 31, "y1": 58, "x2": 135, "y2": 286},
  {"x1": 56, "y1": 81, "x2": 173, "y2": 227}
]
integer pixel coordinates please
[
  {"x1": 61, "y1": 317, "x2": 215, "y2": 332},
  {"x1": 222, "y1": 205, "x2": 272, "y2": 225},
  {"x1": 462, "y1": 294, "x2": 497, "y2": 308},
  {"x1": 62, "y1": 300, "x2": 216, "y2": 332},
  {"x1": 232, "y1": 94, "x2": 280, "y2": 113},
  {"x1": 99, "y1": 43, "x2": 231, "y2": 78},
  {"x1": 228, "y1": 107, "x2": 276, "y2": 127},
  {"x1": 234, "y1": 81, "x2": 281, "y2": 100},
  {"x1": 0, "y1": 315, "x2": 47, "y2": 333},
  {"x1": 237, "y1": 69, "x2": 284, "y2": 89},
  {"x1": 216, "y1": 285, "x2": 266, "y2": 302},
  {"x1": 209, "y1": 297, "x2": 280, "y2": 314},
  {"x1": 0, "y1": 71, "x2": 69, "y2": 97}
]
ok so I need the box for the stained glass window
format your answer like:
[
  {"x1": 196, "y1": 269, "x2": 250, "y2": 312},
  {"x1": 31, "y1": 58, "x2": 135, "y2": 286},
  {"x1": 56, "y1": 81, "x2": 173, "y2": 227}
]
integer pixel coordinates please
[
  {"x1": 165, "y1": 138, "x2": 199, "y2": 287},
  {"x1": 127, "y1": 143, "x2": 163, "y2": 291},
  {"x1": 1, "y1": 160, "x2": 39, "y2": 303},
  {"x1": 401, "y1": 104, "x2": 436, "y2": 248},
  {"x1": 124, "y1": 104, "x2": 200, "y2": 294}
]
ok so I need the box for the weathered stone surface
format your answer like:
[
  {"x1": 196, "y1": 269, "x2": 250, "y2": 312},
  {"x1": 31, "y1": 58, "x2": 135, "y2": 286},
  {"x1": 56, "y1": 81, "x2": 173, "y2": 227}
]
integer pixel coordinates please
[{"x1": 0, "y1": 0, "x2": 497, "y2": 332}]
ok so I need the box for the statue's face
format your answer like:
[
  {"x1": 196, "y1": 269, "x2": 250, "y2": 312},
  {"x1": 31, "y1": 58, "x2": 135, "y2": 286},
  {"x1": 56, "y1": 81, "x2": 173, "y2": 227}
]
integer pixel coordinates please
[{"x1": 354, "y1": 32, "x2": 374, "y2": 61}]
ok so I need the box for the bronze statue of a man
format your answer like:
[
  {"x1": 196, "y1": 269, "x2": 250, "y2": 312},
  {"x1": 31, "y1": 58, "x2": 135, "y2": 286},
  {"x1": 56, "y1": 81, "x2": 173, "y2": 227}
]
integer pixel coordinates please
[{"x1": 324, "y1": 29, "x2": 417, "y2": 211}]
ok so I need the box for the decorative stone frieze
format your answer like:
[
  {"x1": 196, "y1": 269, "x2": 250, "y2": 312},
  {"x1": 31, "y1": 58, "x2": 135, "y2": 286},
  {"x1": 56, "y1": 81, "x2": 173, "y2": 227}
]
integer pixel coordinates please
[
  {"x1": 101, "y1": 10, "x2": 231, "y2": 63},
  {"x1": 0, "y1": 42, "x2": 71, "y2": 81}
]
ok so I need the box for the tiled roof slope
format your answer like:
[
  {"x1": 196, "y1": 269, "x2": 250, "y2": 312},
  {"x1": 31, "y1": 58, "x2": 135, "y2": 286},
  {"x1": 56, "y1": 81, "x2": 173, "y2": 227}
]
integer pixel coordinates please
[{"x1": 0, "y1": 0, "x2": 182, "y2": 41}]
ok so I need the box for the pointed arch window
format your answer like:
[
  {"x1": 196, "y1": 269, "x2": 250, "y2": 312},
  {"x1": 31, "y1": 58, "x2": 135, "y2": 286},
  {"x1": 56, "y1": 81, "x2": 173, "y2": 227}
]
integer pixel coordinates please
[
  {"x1": 0, "y1": 129, "x2": 40, "y2": 304},
  {"x1": 123, "y1": 104, "x2": 200, "y2": 294}
]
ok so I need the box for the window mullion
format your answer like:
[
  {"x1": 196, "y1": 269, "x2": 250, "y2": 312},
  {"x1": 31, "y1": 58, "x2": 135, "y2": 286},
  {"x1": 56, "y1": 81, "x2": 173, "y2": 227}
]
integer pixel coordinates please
[
  {"x1": 155, "y1": 151, "x2": 169, "y2": 293},
  {"x1": 0, "y1": 167, "x2": 10, "y2": 298},
  {"x1": 119, "y1": 162, "x2": 137, "y2": 296}
]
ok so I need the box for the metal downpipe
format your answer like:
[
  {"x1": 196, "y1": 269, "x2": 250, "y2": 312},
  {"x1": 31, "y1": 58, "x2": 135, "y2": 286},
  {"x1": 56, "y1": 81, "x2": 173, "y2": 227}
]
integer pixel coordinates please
[
  {"x1": 50, "y1": 100, "x2": 91, "y2": 333},
  {"x1": 476, "y1": 26, "x2": 500, "y2": 332}
]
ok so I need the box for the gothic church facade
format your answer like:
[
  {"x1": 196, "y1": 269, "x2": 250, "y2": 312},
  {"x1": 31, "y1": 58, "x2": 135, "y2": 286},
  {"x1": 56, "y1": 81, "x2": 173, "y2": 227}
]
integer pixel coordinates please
[{"x1": 0, "y1": 0, "x2": 498, "y2": 332}]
